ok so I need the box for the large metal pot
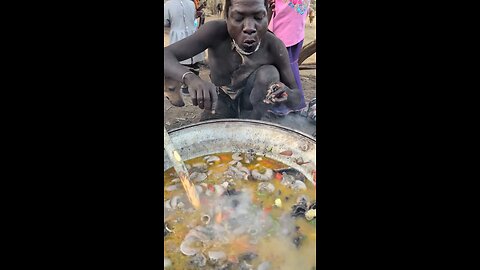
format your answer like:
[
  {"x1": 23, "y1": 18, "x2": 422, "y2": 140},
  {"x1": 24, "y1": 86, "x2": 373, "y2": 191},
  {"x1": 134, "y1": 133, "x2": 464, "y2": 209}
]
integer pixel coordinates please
[{"x1": 164, "y1": 119, "x2": 316, "y2": 183}]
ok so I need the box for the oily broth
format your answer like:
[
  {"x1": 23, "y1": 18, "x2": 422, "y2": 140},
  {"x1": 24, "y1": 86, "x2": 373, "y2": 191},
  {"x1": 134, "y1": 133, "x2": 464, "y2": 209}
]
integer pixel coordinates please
[{"x1": 164, "y1": 153, "x2": 316, "y2": 269}]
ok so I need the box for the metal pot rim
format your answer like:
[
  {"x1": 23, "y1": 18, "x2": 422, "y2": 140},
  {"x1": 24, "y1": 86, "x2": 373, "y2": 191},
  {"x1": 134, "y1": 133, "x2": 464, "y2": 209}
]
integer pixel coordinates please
[
  {"x1": 167, "y1": 119, "x2": 316, "y2": 142},
  {"x1": 164, "y1": 119, "x2": 317, "y2": 183}
]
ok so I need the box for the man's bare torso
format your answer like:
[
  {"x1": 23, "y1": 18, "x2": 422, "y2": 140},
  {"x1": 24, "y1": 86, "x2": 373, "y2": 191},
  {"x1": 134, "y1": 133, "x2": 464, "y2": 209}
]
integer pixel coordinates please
[
  {"x1": 206, "y1": 21, "x2": 277, "y2": 90},
  {"x1": 164, "y1": 12, "x2": 301, "y2": 114}
]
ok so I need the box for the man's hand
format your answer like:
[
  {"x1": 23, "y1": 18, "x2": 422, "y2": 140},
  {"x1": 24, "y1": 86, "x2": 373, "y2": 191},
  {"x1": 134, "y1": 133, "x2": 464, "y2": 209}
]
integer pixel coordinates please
[
  {"x1": 268, "y1": 0, "x2": 275, "y2": 11},
  {"x1": 263, "y1": 82, "x2": 289, "y2": 104},
  {"x1": 267, "y1": 0, "x2": 276, "y2": 24},
  {"x1": 184, "y1": 74, "x2": 218, "y2": 112}
]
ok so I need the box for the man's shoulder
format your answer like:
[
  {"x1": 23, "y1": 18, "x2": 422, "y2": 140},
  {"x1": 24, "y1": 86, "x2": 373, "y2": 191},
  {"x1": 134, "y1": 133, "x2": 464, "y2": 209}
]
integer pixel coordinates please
[
  {"x1": 264, "y1": 31, "x2": 284, "y2": 49},
  {"x1": 192, "y1": 20, "x2": 229, "y2": 46},
  {"x1": 208, "y1": 19, "x2": 227, "y2": 27},
  {"x1": 203, "y1": 20, "x2": 228, "y2": 35}
]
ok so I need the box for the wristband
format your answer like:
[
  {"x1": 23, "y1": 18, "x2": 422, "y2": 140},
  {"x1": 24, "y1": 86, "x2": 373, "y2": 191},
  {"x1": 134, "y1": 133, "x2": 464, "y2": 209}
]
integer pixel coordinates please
[{"x1": 181, "y1": 71, "x2": 195, "y2": 85}]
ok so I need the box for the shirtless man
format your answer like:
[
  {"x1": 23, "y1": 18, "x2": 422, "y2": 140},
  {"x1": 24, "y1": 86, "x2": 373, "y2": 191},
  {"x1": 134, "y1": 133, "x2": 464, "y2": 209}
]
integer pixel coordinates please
[{"x1": 164, "y1": 0, "x2": 302, "y2": 121}]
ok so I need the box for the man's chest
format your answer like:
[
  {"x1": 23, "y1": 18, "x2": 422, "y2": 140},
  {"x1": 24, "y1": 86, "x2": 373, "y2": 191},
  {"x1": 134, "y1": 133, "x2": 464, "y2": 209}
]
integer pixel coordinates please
[{"x1": 210, "y1": 41, "x2": 273, "y2": 83}]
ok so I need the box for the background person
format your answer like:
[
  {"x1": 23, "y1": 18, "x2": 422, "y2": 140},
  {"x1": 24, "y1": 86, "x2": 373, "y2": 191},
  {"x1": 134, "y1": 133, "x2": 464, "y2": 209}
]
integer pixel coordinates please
[
  {"x1": 164, "y1": 0, "x2": 205, "y2": 95},
  {"x1": 267, "y1": 0, "x2": 311, "y2": 114}
]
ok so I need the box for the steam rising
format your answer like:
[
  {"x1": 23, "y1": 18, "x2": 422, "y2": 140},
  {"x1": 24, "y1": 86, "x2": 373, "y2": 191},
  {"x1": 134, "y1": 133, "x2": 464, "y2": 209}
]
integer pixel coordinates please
[{"x1": 262, "y1": 113, "x2": 316, "y2": 136}]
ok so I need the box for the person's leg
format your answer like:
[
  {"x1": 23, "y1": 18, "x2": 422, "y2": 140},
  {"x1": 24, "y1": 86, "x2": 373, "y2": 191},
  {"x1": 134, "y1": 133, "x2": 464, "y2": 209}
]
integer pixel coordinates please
[
  {"x1": 286, "y1": 40, "x2": 306, "y2": 111},
  {"x1": 199, "y1": 12, "x2": 205, "y2": 26},
  {"x1": 199, "y1": 90, "x2": 238, "y2": 121},
  {"x1": 192, "y1": 63, "x2": 200, "y2": 75},
  {"x1": 238, "y1": 65, "x2": 280, "y2": 120}
]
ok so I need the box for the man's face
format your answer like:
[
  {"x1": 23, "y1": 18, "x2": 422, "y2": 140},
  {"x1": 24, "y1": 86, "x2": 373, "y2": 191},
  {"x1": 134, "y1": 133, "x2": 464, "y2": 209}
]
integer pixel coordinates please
[{"x1": 227, "y1": 0, "x2": 268, "y2": 53}]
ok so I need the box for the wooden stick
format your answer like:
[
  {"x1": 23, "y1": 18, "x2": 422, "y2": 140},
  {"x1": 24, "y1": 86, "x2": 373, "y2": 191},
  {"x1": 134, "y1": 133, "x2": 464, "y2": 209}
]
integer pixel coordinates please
[{"x1": 164, "y1": 127, "x2": 200, "y2": 209}]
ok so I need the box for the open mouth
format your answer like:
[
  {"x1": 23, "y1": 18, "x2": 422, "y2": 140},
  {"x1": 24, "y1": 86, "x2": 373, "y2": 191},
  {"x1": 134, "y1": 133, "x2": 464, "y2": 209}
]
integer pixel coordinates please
[{"x1": 242, "y1": 40, "x2": 257, "y2": 52}]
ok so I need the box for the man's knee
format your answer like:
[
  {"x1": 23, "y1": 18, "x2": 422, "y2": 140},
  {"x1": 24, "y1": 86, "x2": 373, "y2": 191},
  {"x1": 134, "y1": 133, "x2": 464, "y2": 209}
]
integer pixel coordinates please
[
  {"x1": 249, "y1": 65, "x2": 280, "y2": 105},
  {"x1": 255, "y1": 65, "x2": 280, "y2": 86}
]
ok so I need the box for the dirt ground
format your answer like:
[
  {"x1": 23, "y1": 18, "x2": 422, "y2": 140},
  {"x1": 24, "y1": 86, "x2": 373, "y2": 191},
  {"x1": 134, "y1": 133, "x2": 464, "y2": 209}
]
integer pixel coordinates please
[{"x1": 164, "y1": 14, "x2": 316, "y2": 130}]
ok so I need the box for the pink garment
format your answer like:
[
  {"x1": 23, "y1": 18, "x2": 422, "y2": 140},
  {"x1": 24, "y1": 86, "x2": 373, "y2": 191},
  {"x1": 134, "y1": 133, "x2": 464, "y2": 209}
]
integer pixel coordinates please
[{"x1": 268, "y1": 0, "x2": 310, "y2": 47}]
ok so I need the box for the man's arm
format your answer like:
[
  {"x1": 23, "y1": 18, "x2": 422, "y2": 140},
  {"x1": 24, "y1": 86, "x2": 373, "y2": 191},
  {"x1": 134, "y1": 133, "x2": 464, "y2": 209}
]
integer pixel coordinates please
[
  {"x1": 270, "y1": 36, "x2": 302, "y2": 108},
  {"x1": 164, "y1": 20, "x2": 225, "y2": 82},
  {"x1": 164, "y1": 20, "x2": 227, "y2": 111}
]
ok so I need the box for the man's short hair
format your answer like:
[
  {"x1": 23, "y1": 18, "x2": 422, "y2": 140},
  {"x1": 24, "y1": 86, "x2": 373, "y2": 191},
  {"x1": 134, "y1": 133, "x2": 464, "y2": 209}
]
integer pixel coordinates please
[{"x1": 224, "y1": 0, "x2": 269, "y2": 19}]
